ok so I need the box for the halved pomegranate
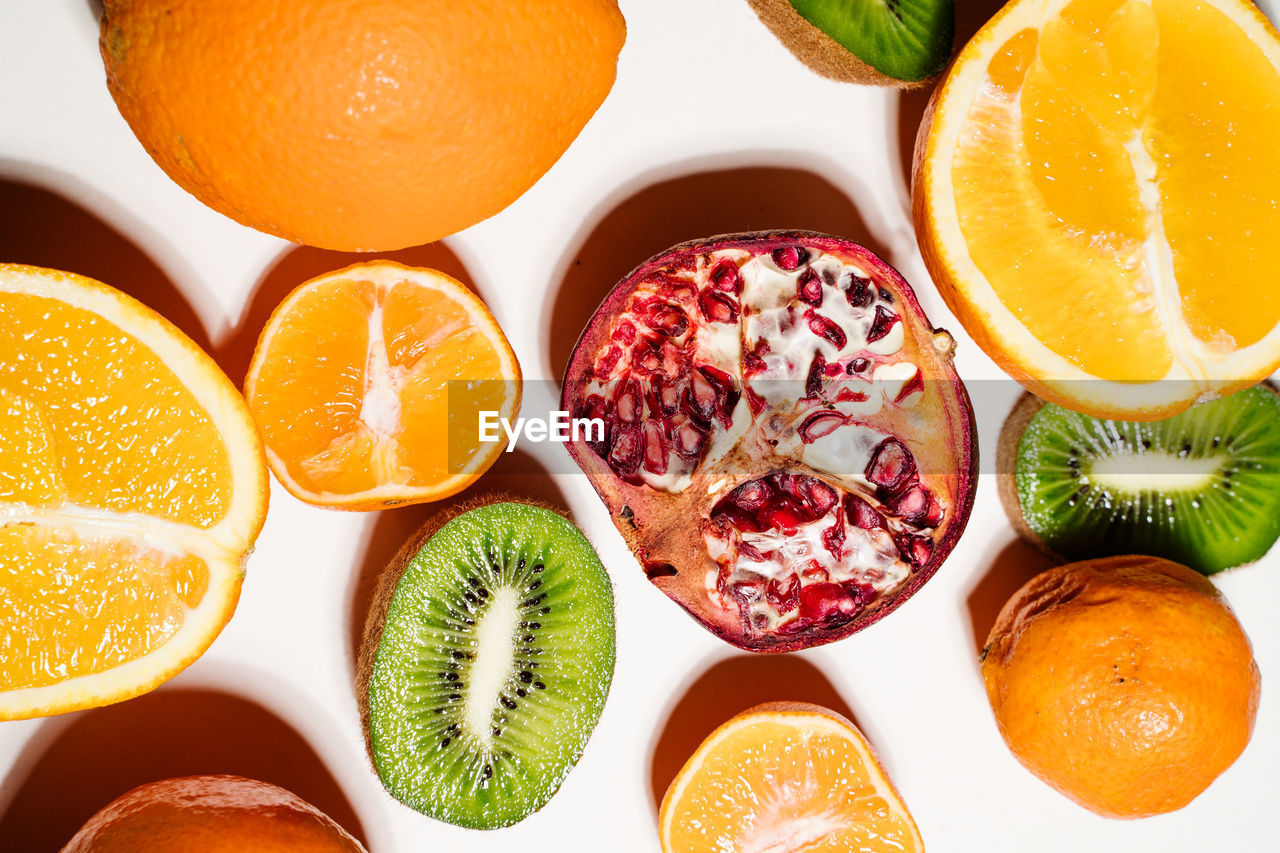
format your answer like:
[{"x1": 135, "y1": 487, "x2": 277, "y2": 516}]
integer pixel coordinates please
[{"x1": 562, "y1": 231, "x2": 977, "y2": 651}]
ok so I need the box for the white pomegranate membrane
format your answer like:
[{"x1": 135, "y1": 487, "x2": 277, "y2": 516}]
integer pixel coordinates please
[{"x1": 575, "y1": 245, "x2": 946, "y2": 637}]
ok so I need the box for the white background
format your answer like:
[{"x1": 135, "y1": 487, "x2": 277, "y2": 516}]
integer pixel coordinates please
[{"x1": 1, "y1": 1, "x2": 1277, "y2": 850}]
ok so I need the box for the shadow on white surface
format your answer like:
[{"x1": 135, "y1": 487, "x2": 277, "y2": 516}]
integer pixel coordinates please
[
  {"x1": 543, "y1": 158, "x2": 890, "y2": 380},
  {"x1": 646, "y1": 654, "x2": 863, "y2": 817},
  {"x1": 0, "y1": 682, "x2": 367, "y2": 852}
]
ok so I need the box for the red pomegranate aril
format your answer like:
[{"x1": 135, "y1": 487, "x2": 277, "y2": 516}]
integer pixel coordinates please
[
  {"x1": 846, "y1": 275, "x2": 874, "y2": 309},
  {"x1": 699, "y1": 289, "x2": 739, "y2": 324},
  {"x1": 844, "y1": 494, "x2": 886, "y2": 530},
  {"x1": 807, "y1": 312, "x2": 848, "y2": 349},
  {"x1": 674, "y1": 420, "x2": 708, "y2": 457},
  {"x1": 867, "y1": 304, "x2": 901, "y2": 343},
  {"x1": 896, "y1": 533, "x2": 934, "y2": 567},
  {"x1": 805, "y1": 354, "x2": 826, "y2": 398},
  {"x1": 767, "y1": 574, "x2": 801, "y2": 614},
  {"x1": 822, "y1": 514, "x2": 846, "y2": 557},
  {"x1": 885, "y1": 483, "x2": 933, "y2": 525},
  {"x1": 608, "y1": 425, "x2": 642, "y2": 476},
  {"x1": 714, "y1": 504, "x2": 761, "y2": 533},
  {"x1": 771, "y1": 245, "x2": 809, "y2": 271},
  {"x1": 613, "y1": 320, "x2": 637, "y2": 345},
  {"x1": 637, "y1": 343, "x2": 661, "y2": 374},
  {"x1": 756, "y1": 499, "x2": 807, "y2": 534},
  {"x1": 802, "y1": 563, "x2": 830, "y2": 582},
  {"x1": 733, "y1": 579, "x2": 767, "y2": 604},
  {"x1": 615, "y1": 378, "x2": 642, "y2": 423},
  {"x1": 797, "y1": 583, "x2": 859, "y2": 626},
  {"x1": 798, "y1": 411, "x2": 845, "y2": 443},
  {"x1": 641, "y1": 420, "x2": 669, "y2": 475},
  {"x1": 866, "y1": 437, "x2": 916, "y2": 490},
  {"x1": 596, "y1": 345, "x2": 622, "y2": 377},
  {"x1": 698, "y1": 365, "x2": 740, "y2": 425},
  {"x1": 729, "y1": 478, "x2": 773, "y2": 512},
  {"x1": 710, "y1": 260, "x2": 742, "y2": 294},
  {"x1": 655, "y1": 378, "x2": 681, "y2": 415},
  {"x1": 650, "y1": 303, "x2": 690, "y2": 337},
  {"x1": 896, "y1": 368, "x2": 924, "y2": 402},
  {"x1": 848, "y1": 357, "x2": 870, "y2": 374},
  {"x1": 800, "y1": 477, "x2": 839, "y2": 515},
  {"x1": 797, "y1": 268, "x2": 823, "y2": 306},
  {"x1": 687, "y1": 369, "x2": 718, "y2": 423}
]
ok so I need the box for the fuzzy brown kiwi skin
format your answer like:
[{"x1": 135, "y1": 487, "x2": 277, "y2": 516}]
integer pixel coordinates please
[
  {"x1": 997, "y1": 384, "x2": 1280, "y2": 569},
  {"x1": 354, "y1": 493, "x2": 567, "y2": 766},
  {"x1": 746, "y1": 0, "x2": 943, "y2": 89}
]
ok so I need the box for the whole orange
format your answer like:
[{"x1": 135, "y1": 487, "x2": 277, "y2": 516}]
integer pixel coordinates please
[
  {"x1": 60, "y1": 775, "x2": 366, "y2": 852},
  {"x1": 99, "y1": 0, "x2": 626, "y2": 251},
  {"x1": 982, "y1": 555, "x2": 1260, "y2": 819}
]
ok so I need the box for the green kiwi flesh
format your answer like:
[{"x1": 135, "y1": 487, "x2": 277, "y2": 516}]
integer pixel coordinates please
[
  {"x1": 748, "y1": 0, "x2": 955, "y2": 85},
  {"x1": 1002, "y1": 385, "x2": 1280, "y2": 575},
  {"x1": 365, "y1": 501, "x2": 615, "y2": 829}
]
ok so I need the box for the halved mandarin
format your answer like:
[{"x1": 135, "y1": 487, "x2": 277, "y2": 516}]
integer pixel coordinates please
[
  {"x1": 659, "y1": 702, "x2": 924, "y2": 853},
  {"x1": 244, "y1": 261, "x2": 521, "y2": 509},
  {"x1": 0, "y1": 264, "x2": 268, "y2": 721},
  {"x1": 914, "y1": 0, "x2": 1280, "y2": 419}
]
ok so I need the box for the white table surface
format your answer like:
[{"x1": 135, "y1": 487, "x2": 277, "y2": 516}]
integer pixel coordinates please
[{"x1": 1, "y1": 1, "x2": 1277, "y2": 850}]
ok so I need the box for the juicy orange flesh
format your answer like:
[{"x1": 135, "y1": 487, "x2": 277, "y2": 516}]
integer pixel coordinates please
[
  {"x1": 665, "y1": 718, "x2": 916, "y2": 852},
  {"x1": 0, "y1": 525, "x2": 209, "y2": 690},
  {"x1": 951, "y1": 0, "x2": 1280, "y2": 379},
  {"x1": 251, "y1": 275, "x2": 512, "y2": 495},
  {"x1": 0, "y1": 292, "x2": 231, "y2": 526}
]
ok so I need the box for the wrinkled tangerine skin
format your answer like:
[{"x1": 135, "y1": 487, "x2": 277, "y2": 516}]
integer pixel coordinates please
[
  {"x1": 100, "y1": 0, "x2": 626, "y2": 251},
  {"x1": 60, "y1": 775, "x2": 366, "y2": 852},
  {"x1": 982, "y1": 555, "x2": 1261, "y2": 819}
]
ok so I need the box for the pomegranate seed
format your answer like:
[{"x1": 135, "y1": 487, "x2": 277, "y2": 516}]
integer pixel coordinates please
[
  {"x1": 608, "y1": 425, "x2": 641, "y2": 476},
  {"x1": 767, "y1": 574, "x2": 801, "y2": 613},
  {"x1": 797, "y1": 268, "x2": 823, "y2": 306},
  {"x1": 797, "y1": 583, "x2": 859, "y2": 625},
  {"x1": 805, "y1": 354, "x2": 826, "y2": 398},
  {"x1": 924, "y1": 495, "x2": 945, "y2": 528},
  {"x1": 614, "y1": 378, "x2": 642, "y2": 423},
  {"x1": 710, "y1": 261, "x2": 742, "y2": 294},
  {"x1": 821, "y1": 513, "x2": 846, "y2": 558},
  {"x1": 687, "y1": 369, "x2": 717, "y2": 423},
  {"x1": 848, "y1": 357, "x2": 870, "y2": 374},
  {"x1": 895, "y1": 368, "x2": 924, "y2": 403},
  {"x1": 698, "y1": 289, "x2": 739, "y2": 324},
  {"x1": 743, "y1": 349, "x2": 768, "y2": 375},
  {"x1": 865, "y1": 437, "x2": 916, "y2": 490},
  {"x1": 641, "y1": 420, "x2": 668, "y2": 475},
  {"x1": 800, "y1": 478, "x2": 838, "y2": 515},
  {"x1": 649, "y1": 303, "x2": 689, "y2": 337},
  {"x1": 612, "y1": 320, "x2": 637, "y2": 345},
  {"x1": 844, "y1": 494, "x2": 885, "y2": 530},
  {"x1": 867, "y1": 305, "x2": 900, "y2": 343},
  {"x1": 595, "y1": 345, "x2": 622, "y2": 377},
  {"x1": 896, "y1": 533, "x2": 934, "y2": 567},
  {"x1": 756, "y1": 498, "x2": 807, "y2": 534},
  {"x1": 698, "y1": 364, "x2": 741, "y2": 425},
  {"x1": 824, "y1": 362, "x2": 844, "y2": 377},
  {"x1": 729, "y1": 479, "x2": 773, "y2": 511},
  {"x1": 886, "y1": 483, "x2": 932, "y2": 525},
  {"x1": 799, "y1": 411, "x2": 845, "y2": 443},
  {"x1": 835, "y1": 388, "x2": 869, "y2": 403},
  {"x1": 674, "y1": 420, "x2": 708, "y2": 456},
  {"x1": 745, "y1": 387, "x2": 767, "y2": 416},
  {"x1": 733, "y1": 579, "x2": 767, "y2": 603},
  {"x1": 660, "y1": 342, "x2": 683, "y2": 377},
  {"x1": 636, "y1": 342, "x2": 661, "y2": 374},
  {"x1": 803, "y1": 562, "x2": 829, "y2": 582},
  {"x1": 807, "y1": 312, "x2": 848, "y2": 349},
  {"x1": 771, "y1": 246, "x2": 809, "y2": 271},
  {"x1": 846, "y1": 275, "x2": 874, "y2": 309}
]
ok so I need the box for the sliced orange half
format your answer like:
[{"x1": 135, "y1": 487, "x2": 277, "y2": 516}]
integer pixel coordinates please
[
  {"x1": 659, "y1": 702, "x2": 924, "y2": 853},
  {"x1": 0, "y1": 264, "x2": 268, "y2": 721},
  {"x1": 915, "y1": 0, "x2": 1280, "y2": 419},
  {"x1": 244, "y1": 261, "x2": 521, "y2": 510}
]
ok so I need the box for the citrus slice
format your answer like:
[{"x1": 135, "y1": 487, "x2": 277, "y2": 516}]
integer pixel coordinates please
[
  {"x1": 914, "y1": 0, "x2": 1280, "y2": 419},
  {"x1": 244, "y1": 261, "x2": 521, "y2": 509},
  {"x1": 0, "y1": 264, "x2": 268, "y2": 721},
  {"x1": 658, "y1": 702, "x2": 924, "y2": 853}
]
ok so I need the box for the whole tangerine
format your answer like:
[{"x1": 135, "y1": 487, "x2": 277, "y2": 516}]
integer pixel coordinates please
[
  {"x1": 982, "y1": 555, "x2": 1260, "y2": 819},
  {"x1": 100, "y1": 0, "x2": 626, "y2": 251}
]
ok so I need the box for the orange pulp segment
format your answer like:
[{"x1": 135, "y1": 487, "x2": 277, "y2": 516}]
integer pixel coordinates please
[
  {"x1": 659, "y1": 702, "x2": 923, "y2": 853},
  {"x1": 0, "y1": 264, "x2": 267, "y2": 720},
  {"x1": 244, "y1": 261, "x2": 521, "y2": 509},
  {"x1": 916, "y1": 0, "x2": 1280, "y2": 418}
]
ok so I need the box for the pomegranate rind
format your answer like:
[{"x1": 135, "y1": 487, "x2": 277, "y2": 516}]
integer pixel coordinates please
[{"x1": 562, "y1": 230, "x2": 977, "y2": 652}]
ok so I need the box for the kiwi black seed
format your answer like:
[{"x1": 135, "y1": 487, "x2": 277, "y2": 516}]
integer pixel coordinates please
[
  {"x1": 998, "y1": 385, "x2": 1280, "y2": 574},
  {"x1": 358, "y1": 497, "x2": 615, "y2": 829},
  {"x1": 746, "y1": 0, "x2": 955, "y2": 87}
]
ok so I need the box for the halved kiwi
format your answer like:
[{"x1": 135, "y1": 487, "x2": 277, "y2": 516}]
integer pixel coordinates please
[
  {"x1": 747, "y1": 0, "x2": 955, "y2": 86},
  {"x1": 358, "y1": 498, "x2": 615, "y2": 829},
  {"x1": 998, "y1": 385, "x2": 1280, "y2": 574}
]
